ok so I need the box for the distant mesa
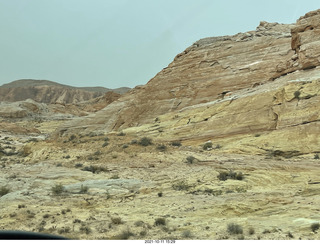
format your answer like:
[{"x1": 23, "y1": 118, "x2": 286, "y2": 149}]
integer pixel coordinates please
[{"x1": 0, "y1": 79, "x2": 130, "y2": 104}]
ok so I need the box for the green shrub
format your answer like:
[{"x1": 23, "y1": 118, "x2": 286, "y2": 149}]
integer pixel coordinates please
[
  {"x1": 0, "y1": 186, "x2": 10, "y2": 197},
  {"x1": 111, "y1": 217, "x2": 123, "y2": 225},
  {"x1": 248, "y1": 227, "x2": 255, "y2": 235},
  {"x1": 171, "y1": 141, "x2": 182, "y2": 147},
  {"x1": 154, "y1": 218, "x2": 166, "y2": 226},
  {"x1": 311, "y1": 222, "x2": 320, "y2": 232},
  {"x1": 227, "y1": 223, "x2": 243, "y2": 235},
  {"x1": 102, "y1": 142, "x2": 109, "y2": 147},
  {"x1": 80, "y1": 224, "x2": 92, "y2": 234},
  {"x1": 156, "y1": 144, "x2": 167, "y2": 152},
  {"x1": 116, "y1": 228, "x2": 134, "y2": 240},
  {"x1": 182, "y1": 230, "x2": 192, "y2": 238},
  {"x1": 138, "y1": 137, "x2": 152, "y2": 146},
  {"x1": 172, "y1": 181, "x2": 190, "y2": 191},
  {"x1": 217, "y1": 171, "x2": 244, "y2": 181},
  {"x1": 51, "y1": 184, "x2": 65, "y2": 195},
  {"x1": 294, "y1": 90, "x2": 301, "y2": 99}
]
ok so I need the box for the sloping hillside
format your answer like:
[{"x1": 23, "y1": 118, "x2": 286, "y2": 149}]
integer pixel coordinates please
[
  {"x1": 57, "y1": 10, "x2": 320, "y2": 156},
  {"x1": 0, "y1": 79, "x2": 130, "y2": 104}
]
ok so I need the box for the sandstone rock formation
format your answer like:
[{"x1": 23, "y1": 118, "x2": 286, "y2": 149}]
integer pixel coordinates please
[{"x1": 57, "y1": 10, "x2": 320, "y2": 156}]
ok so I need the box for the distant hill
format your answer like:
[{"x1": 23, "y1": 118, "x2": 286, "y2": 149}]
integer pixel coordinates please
[{"x1": 0, "y1": 79, "x2": 130, "y2": 104}]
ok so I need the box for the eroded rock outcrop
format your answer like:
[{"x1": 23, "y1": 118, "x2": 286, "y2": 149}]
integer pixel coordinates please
[{"x1": 58, "y1": 9, "x2": 320, "y2": 155}]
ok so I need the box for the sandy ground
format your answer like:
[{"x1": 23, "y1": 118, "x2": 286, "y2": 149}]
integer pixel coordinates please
[{"x1": 1, "y1": 129, "x2": 320, "y2": 240}]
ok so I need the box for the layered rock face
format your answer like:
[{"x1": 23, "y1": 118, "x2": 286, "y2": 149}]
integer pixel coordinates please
[{"x1": 59, "y1": 10, "x2": 320, "y2": 155}]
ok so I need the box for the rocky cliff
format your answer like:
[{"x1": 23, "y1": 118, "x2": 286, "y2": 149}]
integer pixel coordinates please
[
  {"x1": 58, "y1": 10, "x2": 320, "y2": 156},
  {"x1": 0, "y1": 79, "x2": 129, "y2": 104}
]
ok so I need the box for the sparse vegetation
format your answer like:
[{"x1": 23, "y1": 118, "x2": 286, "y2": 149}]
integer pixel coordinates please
[
  {"x1": 311, "y1": 222, "x2": 320, "y2": 232},
  {"x1": 217, "y1": 171, "x2": 244, "y2": 181},
  {"x1": 75, "y1": 163, "x2": 83, "y2": 168},
  {"x1": 314, "y1": 154, "x2": 320, "y2": 159},
  {"x1": 102, "y1": 141, "x2": 109, "y2": 147},
  {"x1": 158, "y1": 192, "x2": 163, "y2": 197},
  {"x1": 294, "y1": 90, "x2": 301, "y2": 99},
  {"x1": 111, "y1": 217, "x2": 123, "y2": 225},
  {"x1": 248, "y1": 227, "x2": 255, "y2": 235},
  {"x1": 134, "y1": 220, "x2": 145, "y2": 227},
  {"x1": 116, "y1": 228, "x2": 134, "y2": 240},
  {"x1": 80, "y1": 224, "x2": 92, "y2": 234},
  {"x1": 171, "y1": 141, "x2": 182, "y2": 147},
  {"x1": 43, "y1": 214, "x2": 50, "y2": 218},
  {"x1": 82, "y1": 165, "x2": 108, "y2": 174},
  {"x1": 156, "y1": 144, "x2": 167, "y2": 152},
  {"x1": 227, "y1": 223, "x2": 243, "y2": 235},
  {"x1": 172, "y1": 181, "x2": 191, "y2": 191},
  {"x1": 154, "y1": 218, "x2": 166, "y2": 226},
  {"x1": 0, "y1": 186, "x2": 10, "y2": 197},
  {"x1": 117, "y1": 132, "x2": 126, "y2": 136},
  {"x1": 51, "y1": 184, "x2": 65, "y2": 195},
  {"x1": 138, "y1": 137, "x2": 152, "y2": 146},
  {"x1": 182, "y1": 230, "x2": 192, "y2": 238}
]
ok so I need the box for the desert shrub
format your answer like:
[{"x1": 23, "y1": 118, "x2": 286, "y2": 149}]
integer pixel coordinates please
[
  {"x1": 185, "y1": 156, "x2": 198, "y2": 164},
  {"x1": 248, "y1": 227, "x2": 255, "y2": 235},
  {"x1": 122, "y1": 144, "x2": 129, "y2": 149},
  {"x1": 75, "y1": 163, "x2": 83, "y2": 168},
  {"x1": 43, "y1": 214, "x2": 50, "y2": 218},
  {"x1": 69, "y1": 134, "x2": 77, "y2": 141},
  {"x1": 171, "y1": 141, "x2": 182, "y2": 147},
  {"x1": 117, "y1": 132, "x2": 126, "y2": 136},
  {"x1": 314, "y1": 154, "x2": 320, "y2": 160},
  {"x1": 51, "y1": 184, "x2": 65, "y2": 195},
  {"x1": 102, "y1": 142, "x2": 109, "y2": 147},
  {"x1": 111, "y1": 217, "x2": 123, "y2": 225},
  {"x1": 79, "y1": 185, "x2": 89, "y2": 194},
  {"x1": 130, "y1": 139, "x2": 138, "y2": 145},
  {"x1": 182, "y1": 230, "x2": 192, "y2": 238},
  {"x1": 140, "y1": 230, "x2": 147, "y2": 237},
  {"x1": 0, "y1": 186, "x2": 10, "y2": 197},
  {"x1": 287, "y1": 232, "x2": 294, "y2": 238},
  {"x1": 58, "y1": 227, "x2": 71, "y2": 234},
  {"x1": 294, "y1": 90, "x2": 301, "y2": 99},
  {"x1": 203, "y1": 141, "x2": 213, "y2": 150},
  {"x1": 158, "y1": 192, "x2": 163, "y2": 197},
  {"x1": 154, "y1": 218, "x2": 166, "y2": 226},
  {"x1": 217, "y1": 171, "x2": 244, "y2": 181},
  {"x1": 138, "y1": 137, "x2": 152, "y2": 146},
  {"x1": 104, "y1": 137, "x2": 109, "y2": 141},
  {"x1": 172, "y1": 181, "x2": 190, "y2": 191},
  {"x1": 82, "y1": 165, "x2": 108, "y2": 174},
  {"x1": 311, "y1": 222, "x2": 320, "y2": 232},
  {"x1": 156, "y1": 144, "x2": 167, "y2": 152},
  {"x1": 116, "y1": 228, "x2": 134, "y2": 240},
  {"x1": 80, "y1": 224, "x2": 92, "y2": 234},
  {"x1": 227, "y1": 223, "x2": 243, "y2": 235}
]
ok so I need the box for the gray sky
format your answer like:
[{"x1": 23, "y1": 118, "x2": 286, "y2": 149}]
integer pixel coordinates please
[{"x1": 0, "y1": 0, "x2": 319, "y2": 88}]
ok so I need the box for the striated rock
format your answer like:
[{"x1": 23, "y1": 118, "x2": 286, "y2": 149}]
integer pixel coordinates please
[
  {"x1": 57, "y1": 9, "x2": 320, "y2": 156},
  {"x1": 58, "y1": 21, "x2": 295, "y2": 134}
]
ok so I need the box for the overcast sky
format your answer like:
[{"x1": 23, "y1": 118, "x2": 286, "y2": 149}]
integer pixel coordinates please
[{"x1": 0, "y1": 0, "x2": 319, "y2": 88}]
